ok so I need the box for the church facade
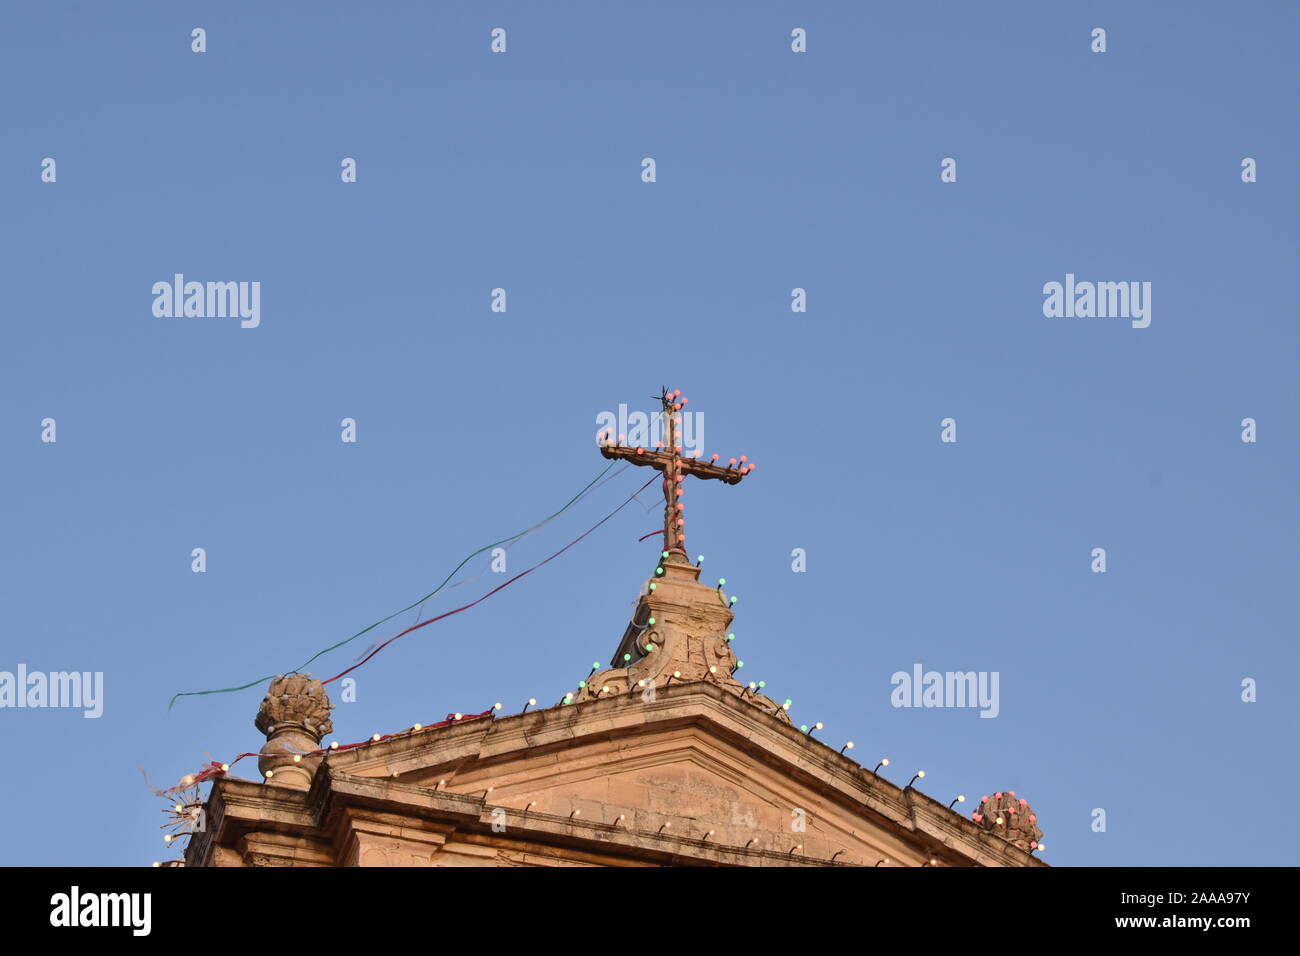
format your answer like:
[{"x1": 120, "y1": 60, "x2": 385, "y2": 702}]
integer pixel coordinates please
[{"x1": 185, "y1": 390, "x2": 1045, "y2": 867}]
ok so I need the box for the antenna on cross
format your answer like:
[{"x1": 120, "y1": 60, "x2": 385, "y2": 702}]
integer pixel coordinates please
[{"x1": 599, "y1": 388, "x2": 753, "y2": 564}]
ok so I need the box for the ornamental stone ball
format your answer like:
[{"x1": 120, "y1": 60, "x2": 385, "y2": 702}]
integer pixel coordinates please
[{"x1": 255, "y1": 674, "x2": 335, "y2": 789}]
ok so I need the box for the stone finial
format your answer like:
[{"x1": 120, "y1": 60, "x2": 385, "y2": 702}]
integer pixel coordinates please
[
  {"x1": 255, "y1": 674, "x2": 335, "y2": 789},
  {"x1": 573, "y1": 555, "x2": 791, "y2": 723},
  {"x1": 971, "y1": 792, "x2": 1043, "y2": 851}
]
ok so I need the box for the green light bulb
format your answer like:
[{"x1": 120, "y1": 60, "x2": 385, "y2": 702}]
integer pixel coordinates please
[
  {"x1": 727, "y1": 633, "x2": 735, "y2": 641},
  {"x1": 661, "y1": 551, "x2": 669, "y2": 559},
  {"x1": 718, "y1": 578, "x2": 726, "y2": 586},
  {"x1": 623, "y1": 653, "x2": 632, "y2": 662},
  {"x1": 647, "y1": 617, "x2": 656, "y2": 625}
]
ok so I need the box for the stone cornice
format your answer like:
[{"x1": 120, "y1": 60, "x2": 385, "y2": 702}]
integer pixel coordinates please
[{"x1": 193, "y1": 680, "x2": 1045, "y2": 867}]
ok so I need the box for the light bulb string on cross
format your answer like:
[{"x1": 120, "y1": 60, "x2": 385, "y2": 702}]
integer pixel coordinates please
[{"x1": 598, "y1": 387, "x2": 754, "y2": 560}]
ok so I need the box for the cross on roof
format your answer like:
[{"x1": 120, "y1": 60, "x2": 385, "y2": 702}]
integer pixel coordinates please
[{"x1": 598, "y1": 387, "x2": 754, "y2": 562}]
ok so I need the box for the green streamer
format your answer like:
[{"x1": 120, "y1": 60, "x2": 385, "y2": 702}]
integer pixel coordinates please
[{"x1": 168, "y1": 463, "x2": 617, "y2": 709}]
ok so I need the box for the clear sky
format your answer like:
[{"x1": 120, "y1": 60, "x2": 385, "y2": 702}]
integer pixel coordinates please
[{"x1": 2, "y1": 1, "x2": 1297, "y2": 867}]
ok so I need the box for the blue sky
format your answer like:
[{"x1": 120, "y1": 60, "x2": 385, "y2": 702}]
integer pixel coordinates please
[{"x1": 2, "y1": 1, "x2": 1297, "y2": 866}]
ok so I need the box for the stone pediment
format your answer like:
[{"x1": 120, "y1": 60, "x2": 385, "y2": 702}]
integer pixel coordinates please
[
  {"x1": 182, "y1": 387, "x2": 1046, "y2": 868},
  {"x1": 187, "y1": 680, "x2": 1043, "y2": 867}
]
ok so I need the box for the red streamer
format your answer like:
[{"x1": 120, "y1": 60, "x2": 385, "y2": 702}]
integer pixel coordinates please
[{"x1": 320, "y1": 474, "x2": 656, "y2": 685}]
